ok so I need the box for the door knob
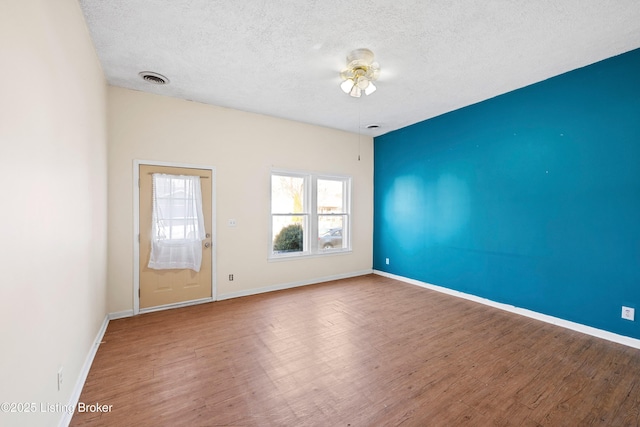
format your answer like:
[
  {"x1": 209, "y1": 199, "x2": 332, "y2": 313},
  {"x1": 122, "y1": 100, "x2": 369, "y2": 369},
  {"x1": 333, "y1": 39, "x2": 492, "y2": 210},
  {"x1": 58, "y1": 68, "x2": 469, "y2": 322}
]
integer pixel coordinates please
[
  {"x1": 204, "y1": 242, "x2": 211, "y2": 248},
  {"x1": 206, "y1": 233, "x2": 211, "y2": 238}
]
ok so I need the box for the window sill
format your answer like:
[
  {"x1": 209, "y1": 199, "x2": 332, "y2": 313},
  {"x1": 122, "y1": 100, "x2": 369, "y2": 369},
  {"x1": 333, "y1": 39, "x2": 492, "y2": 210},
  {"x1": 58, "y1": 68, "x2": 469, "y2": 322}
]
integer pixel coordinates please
[{"x1": 268, "y1": 249, "x2": 352, "y2": 262}]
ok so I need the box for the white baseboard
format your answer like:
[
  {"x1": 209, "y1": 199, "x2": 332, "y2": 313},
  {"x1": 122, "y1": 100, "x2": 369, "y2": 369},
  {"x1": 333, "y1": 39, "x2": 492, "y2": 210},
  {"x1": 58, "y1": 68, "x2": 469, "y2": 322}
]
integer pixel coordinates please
[
  {"x1": 108, "y1": 309, "x2": 134, "y2": 320},
  {"x1": 217, "y1": 269, "x2": 373, "y2": 301},
  {"x1": 374, "y1": 270, "x2": 640, "y2": 350},
  {"x1": 58, "y1": 314, "x2": 110, "y2": 427}
]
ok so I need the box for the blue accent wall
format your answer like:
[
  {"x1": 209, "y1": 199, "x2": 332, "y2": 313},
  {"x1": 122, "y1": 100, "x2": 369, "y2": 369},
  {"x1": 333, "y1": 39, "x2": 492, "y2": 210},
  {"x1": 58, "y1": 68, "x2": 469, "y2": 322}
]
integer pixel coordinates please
[{"x1": 374, "y1": 48, "x2": 640, "y2": 339}]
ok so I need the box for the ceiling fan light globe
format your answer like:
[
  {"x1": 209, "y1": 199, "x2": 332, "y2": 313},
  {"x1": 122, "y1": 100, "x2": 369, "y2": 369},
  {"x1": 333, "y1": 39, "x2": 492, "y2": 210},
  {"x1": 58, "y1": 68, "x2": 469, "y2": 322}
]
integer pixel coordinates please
[
  {"x1": 349, "y1": 85, "x2": 362, "y2": 97},
  {"x1": 340, "y1": 79, "x2": 355, "y2": 93},
  {"x1": 355, "y1": 76, "x2": 370, "y2": 90},
  {"x1": 364, "y1": 82, "x2": 377, "y2": 95}
]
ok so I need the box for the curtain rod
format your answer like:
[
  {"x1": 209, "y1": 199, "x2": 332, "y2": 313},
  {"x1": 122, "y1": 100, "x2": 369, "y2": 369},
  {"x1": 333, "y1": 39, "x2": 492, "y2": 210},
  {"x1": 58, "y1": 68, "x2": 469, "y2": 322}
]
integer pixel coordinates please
[{"x1": 148, "y1": 173, "x2": 209, "y2": 179}]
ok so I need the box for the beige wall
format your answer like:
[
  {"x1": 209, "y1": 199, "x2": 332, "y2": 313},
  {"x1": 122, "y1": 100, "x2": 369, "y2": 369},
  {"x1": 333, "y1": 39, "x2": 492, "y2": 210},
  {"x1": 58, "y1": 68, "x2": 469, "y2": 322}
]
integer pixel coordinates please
[
  {"x1": 108, "y1": 87, "x2": 373, "y2": 313},
  {"x1": 0, "y1": 0, "x2": 108, "y2": 426}
]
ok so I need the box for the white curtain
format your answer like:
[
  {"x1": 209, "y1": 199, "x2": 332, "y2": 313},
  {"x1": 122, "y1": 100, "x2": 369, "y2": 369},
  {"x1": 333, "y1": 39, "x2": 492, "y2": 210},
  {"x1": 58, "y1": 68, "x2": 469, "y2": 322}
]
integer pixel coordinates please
[{"x1": 148, "y1": 173, "x2": 206, "y2": 272}]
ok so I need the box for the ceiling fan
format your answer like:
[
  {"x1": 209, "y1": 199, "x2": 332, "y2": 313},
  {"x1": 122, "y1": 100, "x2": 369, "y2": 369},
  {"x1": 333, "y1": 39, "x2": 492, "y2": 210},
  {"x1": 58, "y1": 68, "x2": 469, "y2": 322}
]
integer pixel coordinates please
[{"x1": 339, "y1": 48, "x2": 380, "y2": 98}]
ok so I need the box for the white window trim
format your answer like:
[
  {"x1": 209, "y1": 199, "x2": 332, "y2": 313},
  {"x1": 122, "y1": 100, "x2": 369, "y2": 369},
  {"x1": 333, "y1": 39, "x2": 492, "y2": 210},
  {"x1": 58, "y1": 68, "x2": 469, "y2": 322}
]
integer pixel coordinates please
[{"x1": 269, "y1": 168, "x2": 352, "y2": 260}]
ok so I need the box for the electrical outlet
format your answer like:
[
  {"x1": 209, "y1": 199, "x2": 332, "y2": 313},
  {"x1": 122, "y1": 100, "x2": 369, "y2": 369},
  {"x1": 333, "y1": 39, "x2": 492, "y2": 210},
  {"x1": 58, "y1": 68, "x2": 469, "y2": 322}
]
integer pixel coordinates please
[
  {"x1": 229, "y1": 274, "x2": 234, "y2": 281},
  {"x1": 228, "y1": 219, "x2": 237, "y2": 227},
  {"x1": 385, "y1": 258, "x2": 390, "y2": 265},
  {"x1": 57, "y1": 367, "x2": 63, "y2": 391},
  {"x1": 622, "y1": 306, "x2": 635, "y2": 321}
]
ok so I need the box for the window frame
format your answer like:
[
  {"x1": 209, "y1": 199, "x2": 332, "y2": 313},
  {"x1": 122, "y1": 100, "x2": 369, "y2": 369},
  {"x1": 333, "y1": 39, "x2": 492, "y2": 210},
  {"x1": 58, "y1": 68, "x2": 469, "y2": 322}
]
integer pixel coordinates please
[{"x1": 269, "y1": 169, "x2": 352, "y2": 260}]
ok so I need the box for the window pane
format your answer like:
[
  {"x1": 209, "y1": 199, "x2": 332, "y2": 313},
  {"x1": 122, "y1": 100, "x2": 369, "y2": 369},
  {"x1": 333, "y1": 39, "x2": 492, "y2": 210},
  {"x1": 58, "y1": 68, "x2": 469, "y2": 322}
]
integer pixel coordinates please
[
  {"x1": 272, "y1": 216, "x2": 306, "y2": 253},
  {"x1": 154, "y1": 176, "x2": 171, "y2": 197},
  {"x1": 170, "y1": 219, "x2": 186, "y2": 239},
  {"x1": 156, "y1": 199, "x2": 172, "y2": 218},
  {"x1": 152, "y1": 174, "x2": 204, "y2": 242},
  {"x1": 318, "y1": 215, "x2": 346, "y2": 250},
  {"x1": 272, "y1": 175, "x2": 305, "y2": 214},
  {"x1": 318, "y1": 179, "x2": 344, "y2": 213},
  {"x1": 170, "y1": 198, "x2": 187, "y2": 219}
]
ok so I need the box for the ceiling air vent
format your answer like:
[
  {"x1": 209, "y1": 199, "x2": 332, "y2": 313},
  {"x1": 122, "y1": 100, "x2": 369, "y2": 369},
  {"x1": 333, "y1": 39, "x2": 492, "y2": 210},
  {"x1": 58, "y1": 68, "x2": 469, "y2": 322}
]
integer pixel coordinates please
[{"x1": 139, "y1": 71, "x2": 169, "y2": 85}]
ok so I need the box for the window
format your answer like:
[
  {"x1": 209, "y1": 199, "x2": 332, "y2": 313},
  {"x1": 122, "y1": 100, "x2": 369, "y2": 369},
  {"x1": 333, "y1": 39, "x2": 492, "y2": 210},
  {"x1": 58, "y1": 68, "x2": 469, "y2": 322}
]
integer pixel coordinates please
[
  {"x1": 148, "y1": 173, "x2": 206, "y2": 271},
  {"x1": 270, "y1": 170, "x2": 351, "y2": 258},
  {"x1": 151, "y1": 174, "x2": 204, "y2": 241}
]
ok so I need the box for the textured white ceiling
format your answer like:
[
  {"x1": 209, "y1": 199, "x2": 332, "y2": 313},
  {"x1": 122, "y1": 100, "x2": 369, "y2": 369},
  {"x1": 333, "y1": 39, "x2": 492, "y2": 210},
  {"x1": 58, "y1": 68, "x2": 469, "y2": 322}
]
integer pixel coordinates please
[{"x1": 79, "y1": 0, "x2": 640, "y2": 136}]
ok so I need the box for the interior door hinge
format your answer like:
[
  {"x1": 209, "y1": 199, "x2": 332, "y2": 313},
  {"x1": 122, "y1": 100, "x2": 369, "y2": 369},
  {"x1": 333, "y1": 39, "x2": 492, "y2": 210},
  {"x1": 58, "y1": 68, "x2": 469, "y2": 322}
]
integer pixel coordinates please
[{"x1": 138, "y1": 288, "x2": 140, "y2": 298}]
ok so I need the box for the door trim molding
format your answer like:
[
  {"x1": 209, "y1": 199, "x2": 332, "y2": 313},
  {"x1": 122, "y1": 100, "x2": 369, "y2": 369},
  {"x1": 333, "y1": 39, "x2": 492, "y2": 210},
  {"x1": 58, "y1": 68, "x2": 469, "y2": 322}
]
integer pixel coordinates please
[{"x1": 133, "y1": 159, "x2": 217, "y2": 315}]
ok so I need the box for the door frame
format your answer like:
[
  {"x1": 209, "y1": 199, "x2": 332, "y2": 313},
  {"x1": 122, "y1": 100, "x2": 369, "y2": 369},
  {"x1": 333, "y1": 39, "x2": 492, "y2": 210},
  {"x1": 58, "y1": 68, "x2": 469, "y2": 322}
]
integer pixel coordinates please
[{"x1": 133, "y1": 159, "x2": 217, "y2": 315}]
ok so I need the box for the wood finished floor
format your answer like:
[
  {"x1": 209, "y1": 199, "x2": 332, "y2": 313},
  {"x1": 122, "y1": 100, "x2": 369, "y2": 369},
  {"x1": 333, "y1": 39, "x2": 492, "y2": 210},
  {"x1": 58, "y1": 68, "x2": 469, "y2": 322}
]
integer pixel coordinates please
[{"x1": 71, "y1": 275, "x2": 640, "y2": 426}]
